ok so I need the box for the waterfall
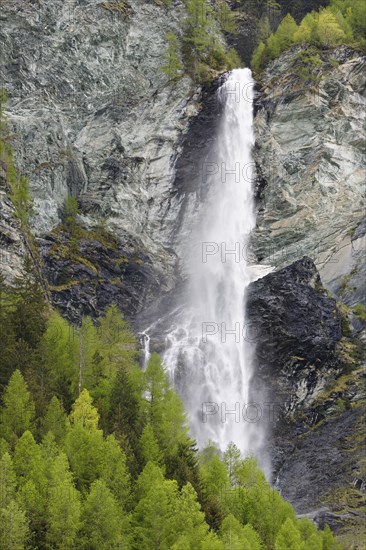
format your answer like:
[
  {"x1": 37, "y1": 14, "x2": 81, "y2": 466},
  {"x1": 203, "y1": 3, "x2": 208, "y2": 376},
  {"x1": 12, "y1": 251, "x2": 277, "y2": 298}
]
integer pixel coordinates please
[{"x1": 164, "y1": 68, "x2": 259, "y2": 457}]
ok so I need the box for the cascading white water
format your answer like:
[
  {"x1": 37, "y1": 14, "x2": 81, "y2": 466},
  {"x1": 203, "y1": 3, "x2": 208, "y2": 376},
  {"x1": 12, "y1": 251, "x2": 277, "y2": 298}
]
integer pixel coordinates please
[{"x1": 164, "y1": 68, "x2": 259, "y2": 456}]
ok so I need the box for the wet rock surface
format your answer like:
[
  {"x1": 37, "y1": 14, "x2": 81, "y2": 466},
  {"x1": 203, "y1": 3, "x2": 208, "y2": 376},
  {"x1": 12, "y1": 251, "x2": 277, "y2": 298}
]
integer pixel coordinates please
[
  {"x1": 247, "y1": 257, "x2": 344, "y2": 413},
  {"x1": 247, "y1": 256, "x2": 365, "y2": 544}
]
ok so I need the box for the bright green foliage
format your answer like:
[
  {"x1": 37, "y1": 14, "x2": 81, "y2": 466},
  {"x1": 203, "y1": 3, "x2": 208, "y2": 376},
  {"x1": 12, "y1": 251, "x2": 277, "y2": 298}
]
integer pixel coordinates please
[
  {"x1": 219, "y1": 514, "x2": 262, "y2": 549},
  {"x1": 62, "y1": 196, "x2": 79, "y2": 231},
  {"x1": 100, "y1": 435, "x2": 131, "y2": 508},
  {"x1": 264, "y1": 14, "x2": 298, "y2": 61},
  {"x1": 201, "y1": 443, "x2": 230, "y2": 496},
  {"x1": 274, "y1": 14, "x2": 298, "y2": 50},
  {"x1": 143, "y1": 353, "x2": 201, "y2": 491},
  {"x1": 219, "y1": 513, "x2": 247, "y2": 548},
  {"x1": 46, "y1": 453, "x2": 81, "y2": 549},
  {"x1": 65, "y1": 390, "x2": 105, "y2": 490},
  {"x1": 316, "y1": 10, "x2": 347, "y2": 47},
  {"x1": 0, "y1": 288, "x2": 340, "y2": 549},
  {"x1": 139, "y1": 423, "x2": 163, "y2": 466},
  {"x1": 298, "y1": 517, "x2": 319, "y2": 543},
  {"x1": 275, "y1": 518, "x2": 302, "y2": 549},
  {"x1": 293, "y1": 12, "x2": 318, "y2": 43},
  {"x1": 223, "y1": 442, "x2": 241, "y2": 484},
  {"x1": 41, "y1": 311, "x2": 78, "y2": 408},
  {"x1": 201, "y1": 531, "x2": 225, "y2": 549},
  {"x1": 0, "y1": 452, "x2": 17, "y2": 508},
  {"x1": 13, "y1": 431, "x2": 48, "y2": 545},
  {"x1": 0, "y1": 500, "x2": 29, "y2": 550},
  {"x1": 69, "y1": 388, "x2": 99, "y2": 430},
  {"x1": 322, "y1": 524, "x2": 340, "y2": 549},
  {"x1": 242, "y1": 523, "x2": 263, "y2": 549},
  {"x1": 13, "y1": 431, "x2": 41, "y2": 483},
  {"x1": 174, "y1": 482, "x2": 211, "y2": 546},
  {"x1": 109, "y1": 364, "x2": 144, "y2": 472},
  {"x1": 80, "y1": 479, "x2": 123, "y2": 549},
  {"x1": 65, "y1": 427, "x2": 104, "y2": 493},
  {"x1": 330, "y1": 0, "x2": 366, "y2": 38},
  {"x1": 0, "y1": 438, "x2": 10, "y2": 458},
  {"x1": 133, "y1": 475, "x2": 181, "y2": 549},
  {"x1": 144, "y1": 353, "x2": 188, "y2": 454},
  {"x1": 9, "y1": 175, "x2": 32, "y2": 226},
  {"x1": 77, "y1": 317, "x2": 98, "y2": 396},
  {"x1": 251, "y1": 0, "x2": 365, "y2": 72},
  {"x1": 199, "y1": 444, "x2": 227, "y2": 529},
  {"x1": 303, "y1": 533, "x2": 323, "y2": 549},
  {"x1": 133, "y1": 470, "x2": 210, "y2": 549},
  {"x1": 95, "y1": 304, "x2": 138, "y2": 391},
  {"x1": 251, "y1": 41, "x2": 268, "y2": 73},
  {"x1": 134, "y1": 461, "x2": 165, "y2": 500},
  {"x1": 0, "y1": 370, "x2": 35, "y2": 443},
  {"x1": 182, "y1": 0, "x2": 240, "y2": 81},
  {"x1": 42, "y1": 396, "x2": 67, "y2": 444},
  {"x1": 161, "y1": 32, "x2": 183, "y2": 81}
]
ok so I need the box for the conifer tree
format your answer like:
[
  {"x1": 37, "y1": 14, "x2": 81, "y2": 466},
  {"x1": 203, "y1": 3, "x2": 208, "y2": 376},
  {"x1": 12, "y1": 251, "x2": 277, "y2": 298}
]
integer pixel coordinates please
[
  {"x1": 251, "y1": 41, "x2": 267, "y2": 72},
  {"x1": 0, "y1": 370, "x2": 35, "y2": 443},
  {"x1": 174, "y1": 482, "x2": 210, "y2": 546},
  {"x1": 42, "y1": 396, "x2": 67, "y2": 444},
  {"x1": 0, "y1": 452, "x2": 17, "y2": 508},
  {"x1": 219, "y1": 513, "x2": 247, "y2": 549},
  {"x1": 275, "y1": 518, "x2": 302, "y2": 550},
  {"x1": 13, "y1": 431, "x2": 41, "y2": 482},
  {"x1": 293, "y1": 12, "x2": 318, "y2": 44},
  {"x1": 316, "y1": 10, "x2": 346, "y2": 47},
  {"x1": 161, "y1": 33, "x2": 183, "y2": 81},
  {"x1": 100, "y1": 435, "x2": 131, "y2": 509},
  {"x1": 80, "y1": 479, "x2": 124, "y2": 549},
  {"x1": 69, "y1": 388, "x2": 99, "y2": 430},
  {"x1": 42, "y1": 311, "x2": 78, "y2": 408},
  {"x1": 46, "y1": 453, "x2": 81, "y2": 549},
  {"x1": 65, "y1": 391, "x2": 104, "y2": 491},
  {"x1": 0, "y1": 500, "x2": 29, "y2": 549},
  {"x1": 274, "y1": 14, "x2": 298, "y2": 51},
  {"x1": 139, "y1": 423, "x2": 163, "y2": 467}
]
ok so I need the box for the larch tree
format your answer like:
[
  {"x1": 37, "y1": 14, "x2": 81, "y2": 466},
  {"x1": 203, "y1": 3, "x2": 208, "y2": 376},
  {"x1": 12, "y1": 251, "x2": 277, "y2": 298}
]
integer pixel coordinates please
[
  {"x1": 0, "y1": 370, "x2": 35, "y2": 443},
  {"x1": 0, "y1": 500, "x2": 29, "y2": 550},
  {"x1": 80, "y1": 479, "x2": 124, "y2": 549},
  {"x1": 46, "y1": 453, "x2": 81, "y2": 549}
]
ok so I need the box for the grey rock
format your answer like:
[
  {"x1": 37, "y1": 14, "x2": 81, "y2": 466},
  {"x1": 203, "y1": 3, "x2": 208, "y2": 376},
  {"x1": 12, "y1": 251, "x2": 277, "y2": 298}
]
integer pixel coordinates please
[
  {"x1": 252, "y1": 47, "x2": 366, "y2": 308},
  {"x1": 0, "y1": 0, "x2": 203, "y2": 290}
]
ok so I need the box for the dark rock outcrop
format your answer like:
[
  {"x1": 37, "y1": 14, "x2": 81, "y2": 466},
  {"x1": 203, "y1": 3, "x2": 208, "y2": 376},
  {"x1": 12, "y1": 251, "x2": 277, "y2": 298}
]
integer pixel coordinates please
[
  {"x1": 247, "y1": 256, "x2": 343, "y2": 414},
  {"x1": 40, "y1": 226, "x2": 163, "y2": 325},
  {"x1": 246, "y1": 256, "x2": 365, "y2": 546}
]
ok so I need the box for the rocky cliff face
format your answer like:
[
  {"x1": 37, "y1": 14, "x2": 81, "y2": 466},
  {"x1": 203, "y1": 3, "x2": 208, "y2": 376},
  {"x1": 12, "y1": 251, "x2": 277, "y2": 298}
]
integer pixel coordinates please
[
  {"x1": 252, "y1": 46, "x2": 366, "y2": 310},
  {"x1": 0, "y1": 0, "x2": 208, "y2": 310}
]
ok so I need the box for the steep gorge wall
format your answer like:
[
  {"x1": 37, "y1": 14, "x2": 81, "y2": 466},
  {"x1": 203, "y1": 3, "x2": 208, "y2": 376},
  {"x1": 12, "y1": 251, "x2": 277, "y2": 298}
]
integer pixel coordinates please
[{"x1": 0, "y1": 0, "x2": 206, "y2": 315}]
